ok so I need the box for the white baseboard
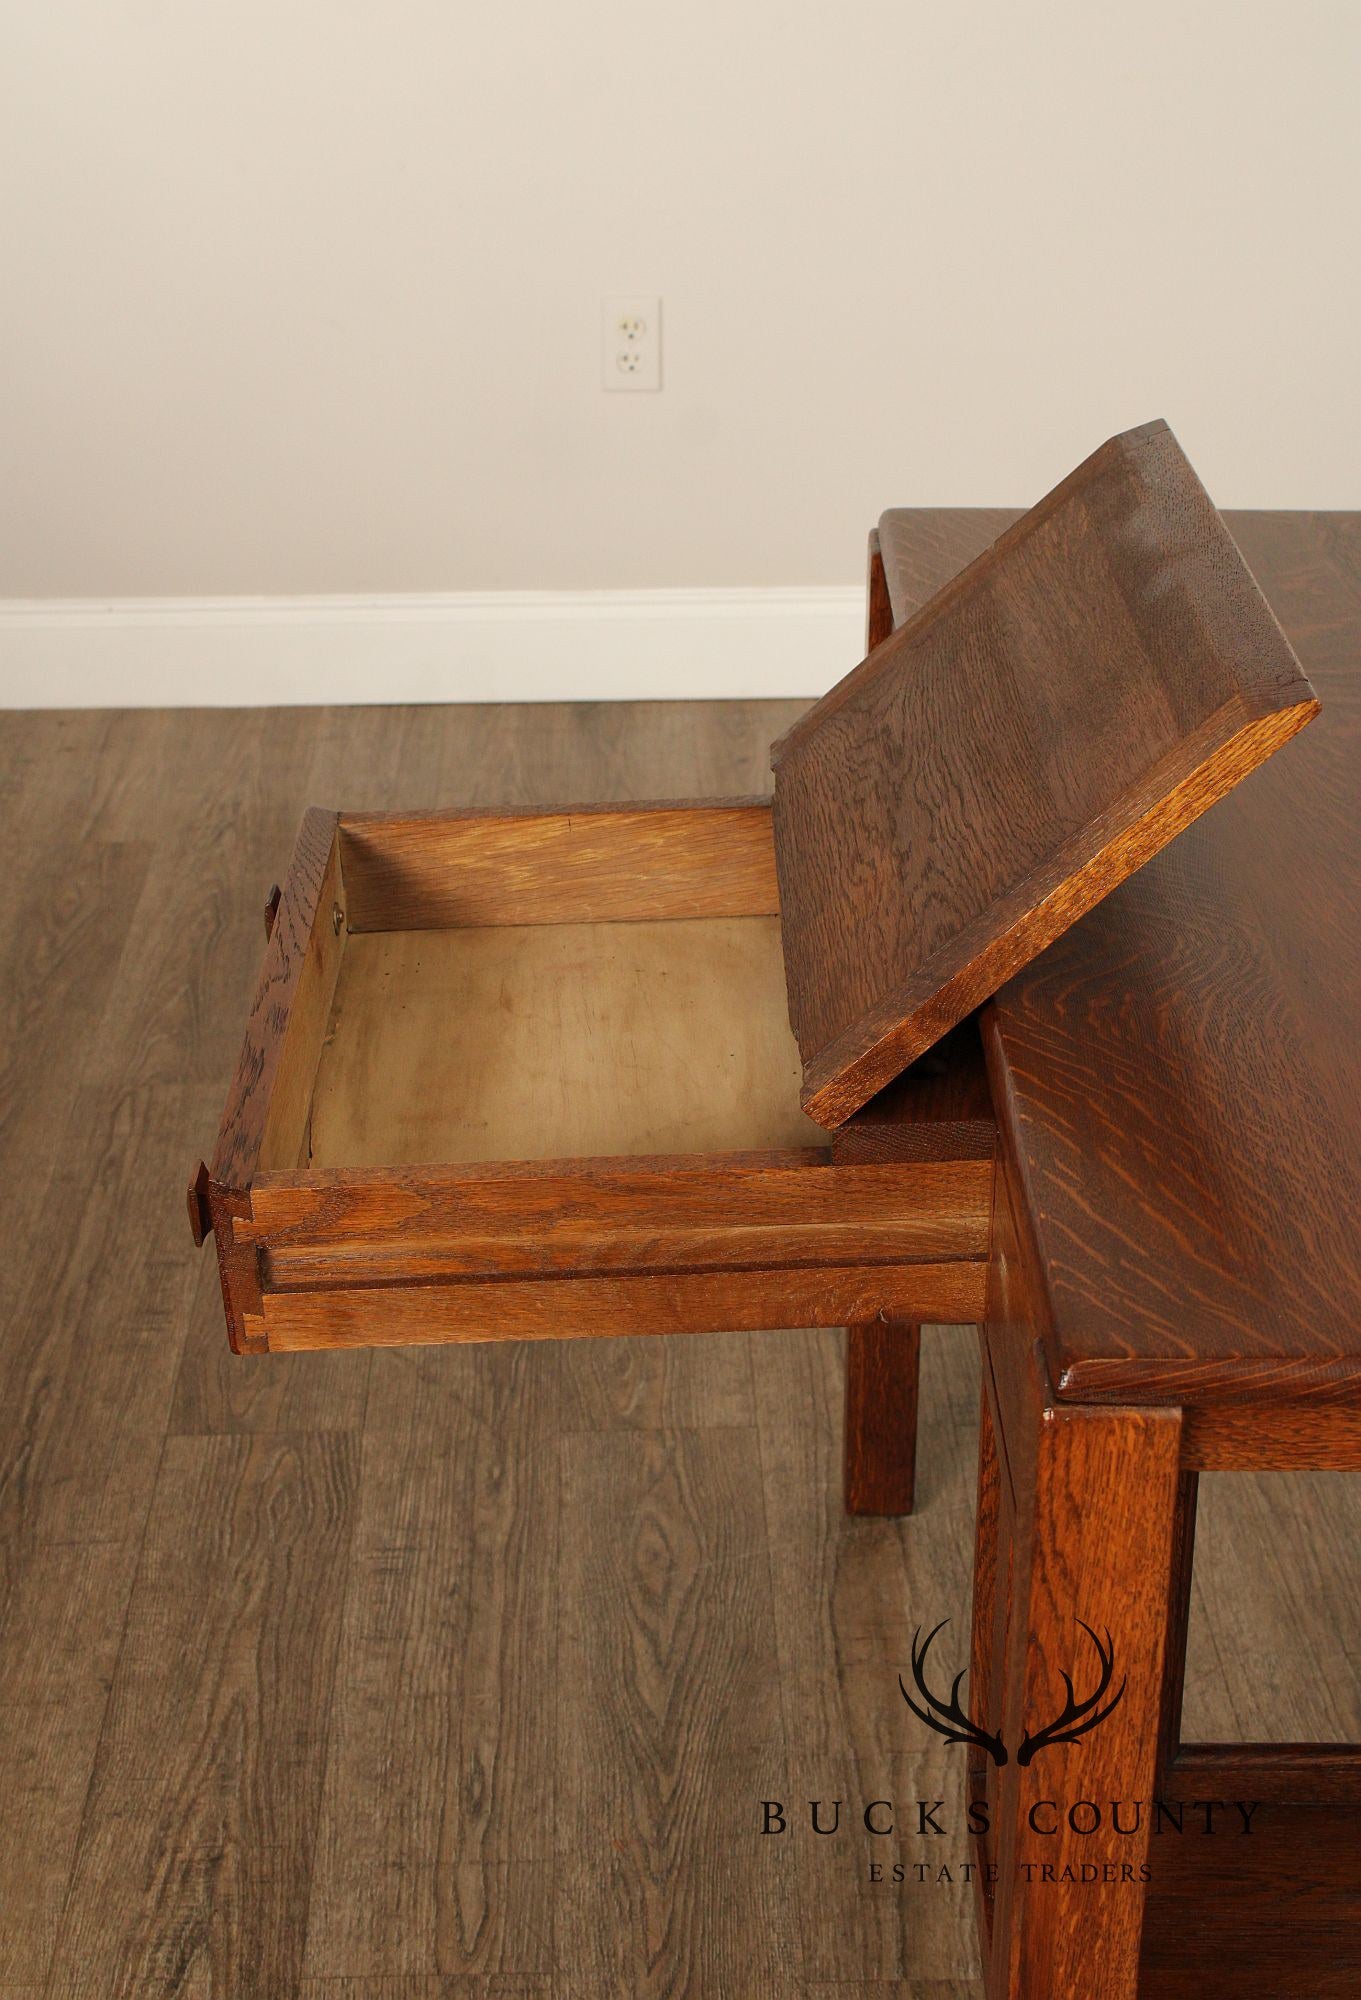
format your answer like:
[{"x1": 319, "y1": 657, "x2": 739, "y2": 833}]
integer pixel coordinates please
[{"x1": 0, "y1": 586, "x2": 865, "y2": 708}]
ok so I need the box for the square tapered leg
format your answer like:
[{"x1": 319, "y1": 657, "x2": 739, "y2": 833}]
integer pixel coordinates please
[
  {"x1": 843, "y1": 1319, "x2": 921, "y2": 1515},
  {"x1": 973, "y1": 1329, "x2": 1182, "y2": 1997}
]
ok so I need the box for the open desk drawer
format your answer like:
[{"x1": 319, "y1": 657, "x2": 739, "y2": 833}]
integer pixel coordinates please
[
  {"x1": 189, "y1": 801, "x2": 996, "y2": 1353},
  {"x1": 190, "y1": 424, "x2": 1318, "y2": 1356}
]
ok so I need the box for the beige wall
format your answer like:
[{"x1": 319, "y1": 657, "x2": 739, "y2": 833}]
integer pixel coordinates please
[{"x1": 2, "y1": 0, "x2": 1357, "y2": 599}]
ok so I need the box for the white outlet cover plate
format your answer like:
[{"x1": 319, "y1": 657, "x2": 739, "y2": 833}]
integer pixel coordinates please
[{"x1": 602, "y1": 295, "x2": 661, "y2": 392}]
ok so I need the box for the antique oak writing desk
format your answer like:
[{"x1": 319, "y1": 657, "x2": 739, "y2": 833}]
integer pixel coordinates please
[
  {"x1": 190, "y1": 427, "x2": 1352, "y2": 1996},
  {"x1": 876, "y1": 503, "x2": 1361, "y2": 1997}
]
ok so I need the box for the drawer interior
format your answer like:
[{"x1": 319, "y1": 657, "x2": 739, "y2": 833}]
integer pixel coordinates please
[
  {"x1": 199, "y1": 799, "x2": 998, "y2": 1355},
  {"x1": 305, "y1": 911, "x2": 823, "y2": 1168}
]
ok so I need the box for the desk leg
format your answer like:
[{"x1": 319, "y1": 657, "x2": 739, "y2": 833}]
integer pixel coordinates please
[
  {"x1": 841, "y1": 534, "x2": 924, "y2": 1521},
  {"x1": 981, "y1": 1343, "x2": 1182, "y2": 1997},
  {"x1": 844, "y1": 1319, "x2": 920, "y2": 1514}
]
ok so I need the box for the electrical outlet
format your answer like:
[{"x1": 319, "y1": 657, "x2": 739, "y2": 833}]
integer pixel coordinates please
[{"x1": 602, "y1": 296, "x2": 661, "y2": 392}]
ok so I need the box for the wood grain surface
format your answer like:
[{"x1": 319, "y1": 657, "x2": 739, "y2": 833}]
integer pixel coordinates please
[
  {"x1": 1163, "y1": 1742, "x2": 1361, "y2": 1804},
  {"x1": 4, "y1": 614, "x2": 1357, "y2": 1996},
  {"x1": 828, "y1": 1022, "x2": 996, "y2": 1168},
  {"x1": 249, "y1": 1153, "x2": 990, "y2": 1349},
  {"x1": 252, "y1": 1156, "x2": 992, "y2": 1281},
  {"x1": 834, "y1": 1026, "x2": 995, "y2": 1511},
  {"x1": 774, "y1": 422, "x2": 1319, "y2": 1127},
  {"x1": 834, "y1": 538, "x2": 981, "y2": 1524},
  {"x1": 339, "y1": 799, "x2": 780, "y2": 932},
  {"x1": 841, "y1": 1320, "x2": 922, "y2": 1515},
  {"x1": 258, "y1": 1257, "x2": 988, "y2": 1351},
  {"x1": 965, "y1": 852, "x2": 1361, "y2": 1996},
  {"x1": 47, "y1": 1432, "x2": 358, "y2": 1997},
  {"x1": 1139, "y1": 1802, "x2": 1361, "y2": 1996},
  {"x1": 978, "y1": 1188, "x2": 1185, "y2": 1999},
  {"x1": 209, "y1": 805, "x2": 343, "y2": 1190},
  {"x1": 880, "y1": 494, "x2": 1361, "y2": 1992},
  {"x1": 882, "y1": 505, "x2": 1361, "y2": 1406}
]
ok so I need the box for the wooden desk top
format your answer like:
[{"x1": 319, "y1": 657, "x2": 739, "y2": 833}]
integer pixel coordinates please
[{"x1": 880, "y1": 506, "x2": 1361, "y2": 1407}]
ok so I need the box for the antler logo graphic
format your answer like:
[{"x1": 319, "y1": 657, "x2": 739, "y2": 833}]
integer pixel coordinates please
[
  {"x1": 899, "y1": 1621, "x2": 1009, "y2": 1768},
  {"x1": 899, "y1": 1618, "x2": 1126, "y2": 1768}
]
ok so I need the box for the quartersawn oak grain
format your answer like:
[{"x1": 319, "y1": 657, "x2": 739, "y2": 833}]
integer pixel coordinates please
[
  {"x1": 209, "y1": 805, "x2": 343, "y2": 1191},
  {"x1": 836, "y1": 540, "x2": 995, "y2": 1518},
  {"x1": 773, "y1": 420, "x2": 1319, "y2": 1127},
  {"x1": 251, "y1": 1156, "x2": 992, "y2": 1281},
  {"x1": 877, "y1": 503, "x2": 1361, "y2": 1412},
  {"x1": 868, "y1": 503, "x2": 1361, "y2": 1997},
  {"x1": 248, "y1": 1153, "x2": 991, "y2": 1349},
  {"x1": 258, "y1": 1258, "x2": 988, "y2": 1352},
  {"x1": 974, "y1": 1163, "x2": 1185, "y2": 1998},
  {"x1": 339, "y1": 797, "x2": 780, "y2": 931},
  {"x1": 195, "y1": 806, "x2": 345, "y2": 1352}
]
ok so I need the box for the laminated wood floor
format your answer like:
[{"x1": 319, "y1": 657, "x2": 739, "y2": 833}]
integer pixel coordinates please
[{"x1": 2, "y1": 698, "x2": 1358, "y2": 2000}]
